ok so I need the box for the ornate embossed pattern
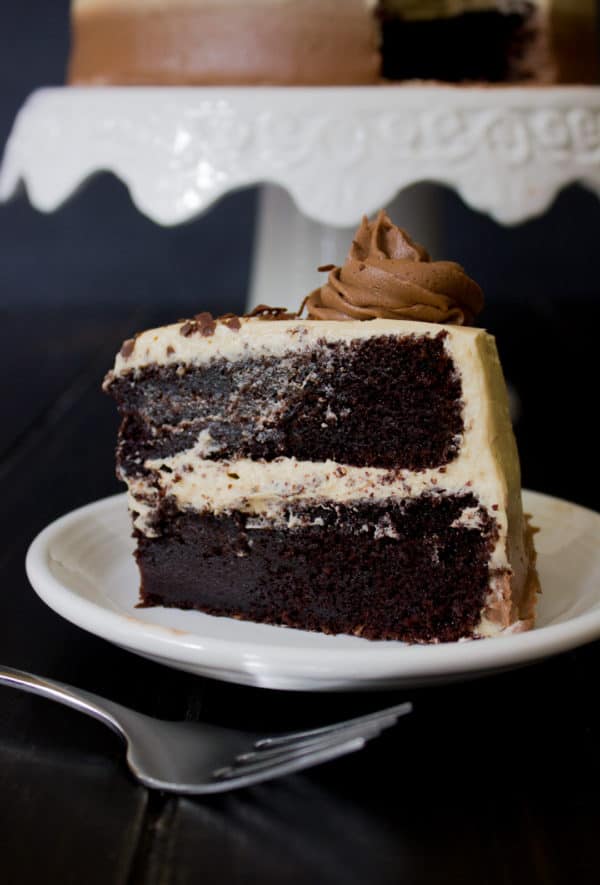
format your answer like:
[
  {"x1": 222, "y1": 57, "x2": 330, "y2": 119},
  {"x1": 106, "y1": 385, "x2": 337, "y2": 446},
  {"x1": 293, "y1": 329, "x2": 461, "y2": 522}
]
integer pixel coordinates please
[{"x1": 1, "y1": 86, "x2": 600, "y2": 225}]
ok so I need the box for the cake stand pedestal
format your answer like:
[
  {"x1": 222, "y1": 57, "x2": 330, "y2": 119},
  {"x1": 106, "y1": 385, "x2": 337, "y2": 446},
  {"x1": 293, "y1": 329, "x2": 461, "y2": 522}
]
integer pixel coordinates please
[{"x1": 2, "y1": 85, "x2": 600, "y2": 310}]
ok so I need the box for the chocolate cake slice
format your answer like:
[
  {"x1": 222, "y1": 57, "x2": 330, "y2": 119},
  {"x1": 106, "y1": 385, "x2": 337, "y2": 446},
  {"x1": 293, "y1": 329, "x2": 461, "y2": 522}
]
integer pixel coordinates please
[{"x1": 104, "y1": 212, "x2": 539, "y2": 643}]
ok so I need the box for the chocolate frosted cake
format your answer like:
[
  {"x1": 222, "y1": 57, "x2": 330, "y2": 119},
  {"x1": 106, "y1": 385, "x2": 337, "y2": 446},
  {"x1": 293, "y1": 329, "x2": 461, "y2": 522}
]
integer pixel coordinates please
[
  {"x1": 68, "y1": 0, "x2": 380, "y2": 85},
  {"x1": 104, "y1": 212, "x2": 539, "y2": 643},
  {"x1": 69, "y1": 0, "x2": 598, "y2": 85}
]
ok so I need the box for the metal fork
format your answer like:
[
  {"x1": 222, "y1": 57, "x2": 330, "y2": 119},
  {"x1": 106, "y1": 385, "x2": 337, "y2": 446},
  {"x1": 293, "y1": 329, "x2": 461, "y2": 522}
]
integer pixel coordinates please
[{"x1": 0, "y1": 665, "x2": 411, "y2": 794}]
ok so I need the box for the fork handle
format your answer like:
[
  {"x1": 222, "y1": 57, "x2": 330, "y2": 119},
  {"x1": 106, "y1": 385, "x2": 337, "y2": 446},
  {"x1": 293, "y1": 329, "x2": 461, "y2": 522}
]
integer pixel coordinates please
[{"x1": 0, "y1": 665, "x2": 125, "y2": 738}]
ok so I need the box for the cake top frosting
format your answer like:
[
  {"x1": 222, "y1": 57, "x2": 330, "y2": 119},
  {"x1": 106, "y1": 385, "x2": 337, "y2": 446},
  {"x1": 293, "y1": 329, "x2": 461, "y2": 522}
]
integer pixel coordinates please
[
  {"x1": 116, "y1": 211, "x2": 485, "y2": 367},
  {"x1": 301, "y1": 210, "x2": 484, "y2": 325}
]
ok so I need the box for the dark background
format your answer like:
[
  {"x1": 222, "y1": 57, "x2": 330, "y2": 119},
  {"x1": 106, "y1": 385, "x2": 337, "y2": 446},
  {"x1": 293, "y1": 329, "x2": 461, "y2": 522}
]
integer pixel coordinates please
[{"x1": 1, "y1": 4, "x2": 599, "y2": 885}]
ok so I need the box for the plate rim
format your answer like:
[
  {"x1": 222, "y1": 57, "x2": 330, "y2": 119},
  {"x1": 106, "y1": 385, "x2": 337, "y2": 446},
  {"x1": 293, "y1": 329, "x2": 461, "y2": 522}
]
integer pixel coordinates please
[{"x1": 25, "y1": 490, "x2": 600, "y2": 685}]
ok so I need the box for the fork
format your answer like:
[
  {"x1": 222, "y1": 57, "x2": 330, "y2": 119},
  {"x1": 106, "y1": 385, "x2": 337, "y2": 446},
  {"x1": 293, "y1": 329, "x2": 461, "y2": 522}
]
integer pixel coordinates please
[{"x1": 0, "y1": 665, "x2": 411, "y2": 794}]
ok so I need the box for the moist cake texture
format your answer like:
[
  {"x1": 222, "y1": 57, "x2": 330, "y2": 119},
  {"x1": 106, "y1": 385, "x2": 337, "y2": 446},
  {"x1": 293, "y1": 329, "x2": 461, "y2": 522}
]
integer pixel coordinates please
[
  {"x1": 138, "y1": 494, "x2": 499, "y2": 643},
  {"x1": 104, "y1": 212, "x2": 539, "y2": 643},
  {"x1": 110, "y1": 332, "x2": 464, "y2": 473}
]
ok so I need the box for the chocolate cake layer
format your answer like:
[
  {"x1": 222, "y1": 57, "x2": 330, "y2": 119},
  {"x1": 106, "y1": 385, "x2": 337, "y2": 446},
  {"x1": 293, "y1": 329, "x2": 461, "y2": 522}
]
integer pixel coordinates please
[
  {"x1": 111, "y1": 333, "x2": 463, "y2": 474},
  {"x1": 137, "y1": 493, "x2": 500, "y2": 643},
  {"x1": 381, "y1": 7, "x2": 538, "y2": 82}
]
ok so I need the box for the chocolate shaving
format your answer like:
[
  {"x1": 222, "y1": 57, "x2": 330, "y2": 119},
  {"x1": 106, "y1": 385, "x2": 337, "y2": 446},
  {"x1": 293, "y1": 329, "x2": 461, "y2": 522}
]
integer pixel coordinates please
[
  {"x1": 179, "y1": 313, "x2": 217, "y2": 338},
  {"x1": 178, "y1": 311, "x2": 243, "y2": 336},
  {"x1": 194, "y1": 312, "x2": 217, "y2": 337},
  {"x1": 245, "y1": 304, "x2": 298, "y2": 321},
  {"x1": 297, "y1": 295, "x2": 311, "y2": 318},
  {"x1": 180, "y1": 321, "x2": 197, "y2": 337},
  {"x1": 208, "y1": 313, "x2": 242, "y2": 331},
  {"x1": 120, "y1": 338, "x2": 136, "y2": 359}
]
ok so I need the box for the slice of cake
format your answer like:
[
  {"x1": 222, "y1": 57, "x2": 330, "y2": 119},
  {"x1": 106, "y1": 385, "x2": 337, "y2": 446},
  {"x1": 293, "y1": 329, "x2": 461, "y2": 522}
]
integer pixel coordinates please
[
  {"x1": 104, "y1": 212, "x2": 539, "y2": 643},
  {"x1": 68, "y1": 0, "x2": 380, "y2": 85}
]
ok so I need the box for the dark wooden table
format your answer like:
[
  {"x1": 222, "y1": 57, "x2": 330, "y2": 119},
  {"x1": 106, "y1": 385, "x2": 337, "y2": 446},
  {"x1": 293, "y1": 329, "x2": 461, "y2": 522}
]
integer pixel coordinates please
[{"x1": 1, "y1": 295, "x2": 599, "y2": 885}]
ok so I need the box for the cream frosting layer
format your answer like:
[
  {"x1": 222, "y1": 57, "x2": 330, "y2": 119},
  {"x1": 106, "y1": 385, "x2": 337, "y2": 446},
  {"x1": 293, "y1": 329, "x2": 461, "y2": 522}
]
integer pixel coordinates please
[{"x1": 109, "y1": 316, "x2": 474, "y2": 376}]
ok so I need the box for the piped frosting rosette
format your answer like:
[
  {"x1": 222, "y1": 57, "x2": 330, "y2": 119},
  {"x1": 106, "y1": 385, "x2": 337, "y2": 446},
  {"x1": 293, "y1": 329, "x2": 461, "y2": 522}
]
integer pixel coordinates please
[{"x1": 302, "y1": 211, "x2": 484, "y2": 325}]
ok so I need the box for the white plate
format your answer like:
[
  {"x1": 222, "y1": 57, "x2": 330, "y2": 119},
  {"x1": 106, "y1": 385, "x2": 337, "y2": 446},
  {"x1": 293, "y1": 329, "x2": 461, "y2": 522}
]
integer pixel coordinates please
[{"x1": 26, "y1": 491, "x2": 600, "y2": 691}]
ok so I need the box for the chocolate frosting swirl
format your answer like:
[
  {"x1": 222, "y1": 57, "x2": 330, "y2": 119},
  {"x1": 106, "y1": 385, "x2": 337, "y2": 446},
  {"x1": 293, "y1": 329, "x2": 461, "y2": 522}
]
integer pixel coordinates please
[{"x1": 303, "y1": 211, "x2": 484, "y2": 325}]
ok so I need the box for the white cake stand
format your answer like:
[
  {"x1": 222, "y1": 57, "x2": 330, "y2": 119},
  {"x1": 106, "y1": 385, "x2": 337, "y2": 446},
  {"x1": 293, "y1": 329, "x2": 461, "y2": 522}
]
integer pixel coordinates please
[{"x1": 2, "y1": 85, "x2": 600, "y2": 310}]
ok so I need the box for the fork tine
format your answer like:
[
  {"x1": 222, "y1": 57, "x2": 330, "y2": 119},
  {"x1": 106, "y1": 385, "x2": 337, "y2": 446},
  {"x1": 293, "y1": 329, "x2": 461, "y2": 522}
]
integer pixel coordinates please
[
  {"x1": 253, "y1": 702, "x2": 412, "y2": 749},
  {"x1": 237, "y1": 713, "x2": 400, "y2": 763},
  {"x1": 214, "y1": 731, "x2": 373, "y2": 780},
  {"x1": 219, "y1": 718, "x2": 396, "y2": 779},
  {"x1": 206, "y1": 737, "x2": 368, "y2": 793}
]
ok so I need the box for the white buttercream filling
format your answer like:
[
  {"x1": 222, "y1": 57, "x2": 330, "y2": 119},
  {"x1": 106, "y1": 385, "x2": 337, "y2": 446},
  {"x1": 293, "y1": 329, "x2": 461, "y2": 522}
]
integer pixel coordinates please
[
  {"x1": 131, "y1": 452, "x2": 506, "y2": 554},
  {"x1": 108, "y1": 317, "x2": 469, "y2": 376}
]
